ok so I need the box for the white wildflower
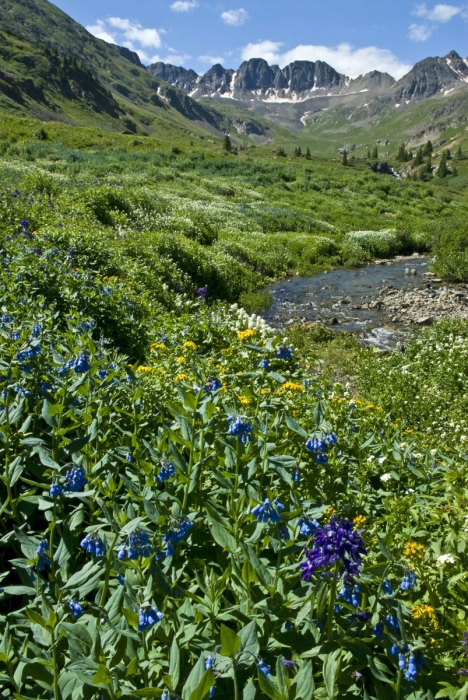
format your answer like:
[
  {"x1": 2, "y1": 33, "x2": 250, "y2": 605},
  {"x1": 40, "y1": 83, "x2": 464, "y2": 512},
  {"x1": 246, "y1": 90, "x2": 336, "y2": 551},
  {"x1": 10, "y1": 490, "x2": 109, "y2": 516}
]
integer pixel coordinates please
[
  {"x1": 436, "y1": 554, "x2": 455, "y2": 566},
  {"x1": 380, "y1": 473, "x2": 392, "y2": 483}
]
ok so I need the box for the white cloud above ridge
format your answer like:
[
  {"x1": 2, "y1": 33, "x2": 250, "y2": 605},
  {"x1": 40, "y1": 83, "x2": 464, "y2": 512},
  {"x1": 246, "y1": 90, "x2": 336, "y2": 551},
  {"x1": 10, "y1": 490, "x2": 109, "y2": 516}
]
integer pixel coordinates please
[
  {"x1": 170, "y1": 1, "x2": 198, "y2": 12},
  {"x1": 221, "y1": 9, "x2": 249, "y2": 26},
  {"x1": 413, "y1": 3, "x2": 462, "y2": 22},
  {"x1": 107, "y1": 17, "x2": 161, "y2": 48},
  {"x1": 240, "y1": 41, "x2": 412, "y2": 79},
  {"x1": 86, "y1": 20, "x2": 116, "y2": 44},
  {"x1": 86, "y1": 17, "x2": 171, "y2": 64},
  {"x1": 408, "y1": 22, "x2": 433, "y2": 40},
  {"x1": 199, "y1": 54, "x2": 226, "y2": 65}
]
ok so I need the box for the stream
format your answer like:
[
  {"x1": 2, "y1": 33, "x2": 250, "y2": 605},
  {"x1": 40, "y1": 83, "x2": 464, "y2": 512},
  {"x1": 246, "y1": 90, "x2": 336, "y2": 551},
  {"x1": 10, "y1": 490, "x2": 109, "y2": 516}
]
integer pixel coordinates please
[{"x1": 261, "y1": 254, "x2": 430, "y2": 350}]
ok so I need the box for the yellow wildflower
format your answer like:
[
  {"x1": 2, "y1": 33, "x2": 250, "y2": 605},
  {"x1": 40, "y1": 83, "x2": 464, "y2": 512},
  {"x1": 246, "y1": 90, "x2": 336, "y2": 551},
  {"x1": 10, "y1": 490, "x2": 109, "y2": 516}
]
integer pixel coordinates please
[
  {"x1": 176, "y1": 373, "x2": 188, "y2": 381},
  {"x1": 183, "y1": 341, "x2": 197, "y2": 351},
  {"x1": 411, "y1": 605, "x2": 438, "y2": 629},
  {"x1": 404, "y1": 429, "x2": 414, "y2": 434},
  {"x1": 237, "y1": 329, "x2": 257, "y2": 341},
  {"x1": 238, "y1": 396, "x2": 251, "y2": 406},
  {"x1": 221, "y1": 348, "x2": 232, "y2": 355},
  {"x1": 353, "y1": 515, "x2": 367, "y2": 530},
  {"x1": 405, "y1": 541, "x2": 426, "y2": 560},
  {"x1": 281, "y1": 382, "x2": 304, "y2": 393},
  {"x1": 136, "y1": 366, "x2": 154, "y2": 373},
  {"x1": 323, "y1": 507, "x2": 336, "y2": 522},
  {"x1": 176, "y1": 357, "x2": 186, "y2": 364},
  {"x1": 216, "y1": 364, "x2": 225, "y2": 372},
  {"x1": 364, "y1": 404, "x2": 375, "y2": 410},
  {"x1": 150, "y1": 343, "x2": 166, "y2": 351}
]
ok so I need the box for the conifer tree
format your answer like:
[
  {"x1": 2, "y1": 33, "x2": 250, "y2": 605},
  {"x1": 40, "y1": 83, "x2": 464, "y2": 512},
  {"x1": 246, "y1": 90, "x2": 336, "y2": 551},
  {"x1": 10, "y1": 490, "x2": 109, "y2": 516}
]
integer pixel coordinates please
[
  {"x1": 422, "y1": 140, "x2": 433, "y2": 157},
  {"x1": 452, "y1": 165, "x2": 458, "y2": 177},
  {"x1": 223, "y1": 134, "x2": 232, "y2": 153},
  {"x1": 305, "y1": 146, "x2": 311, "y2": 160},
  {"x1": 457, "y1": 146, "x2": 462, "y2": 158},
  {"x1": 437, "y1": 152, "x2": 448, "y2": 178},
  {"x1": 367, "y1": 149, "x2": 371, "y2": 159},
  {"x1": 413, "y1": 147, "x2": 424, "y2": 166},
  {"x1": 297, "y1": 146, "x2": 302, "y2": 157},
  {"x1": 372, "y1": 146, "x2": 378, "y2": 159},
  {"x1": 342, "y1": 149, "x2": 348, "y2": 166}
]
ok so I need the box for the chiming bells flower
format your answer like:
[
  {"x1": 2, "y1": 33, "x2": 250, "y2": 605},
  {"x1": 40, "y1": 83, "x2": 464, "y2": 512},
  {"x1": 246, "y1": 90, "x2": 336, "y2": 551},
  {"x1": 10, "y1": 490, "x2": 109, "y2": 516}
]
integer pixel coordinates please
[
  {"x1": 158, "y1": 462, "x2": 176, "y2": 482},
  {"x1": 276, "y1": 346, "x2": 292, "y2": 360},
  {"x1": 69, "y1": 601, "x2": 83, "y2": 619},
  {"x1": 65, "y1": 466, "x2": 87, "y2": 492},
  {"x1": 227, "y1": 416, "x2": 253, "y2": 443},
  {"x1": 300, "y1": 515, "x2": 367, "y2": 580},
  {"x1": 251, "y1": 498, "x2": 284, "y2": 524},
  {"x1": 163, "y1": 517, "x2": 192, "y2": 556},
  {"x1": 405, "y1": 656, "x2": 418, "y2": 681},
  {"x1": 49, "y1": 482, "x2": 63, "y2": 498},
  {"x1": 118, "y1": 530, "x2": 152, "y2": 560},
  {"x1": 138, "y1": 607, "x2": 164, "y2": 631},
  {"x1": 80, "y1": 533, "x2": 105, "y2": 557},
  {"x1": 205, "y1": 377, "x2": 222, "y2": 393},
  {"x1": 258, "y1": 660, "x2": 271, "y2": 676},
  {"x1": 260, "y1": 358, "x2": 269, "y2": 369},
  {"x1": 382, "y1": 579, "x2": 393, "y2": 595},
  {"x1": 298, "y1": 518, "x2": 319, "y2": 536},
  {"x1": 36, "y1": 540, "x2": 50, "y2": 571}
]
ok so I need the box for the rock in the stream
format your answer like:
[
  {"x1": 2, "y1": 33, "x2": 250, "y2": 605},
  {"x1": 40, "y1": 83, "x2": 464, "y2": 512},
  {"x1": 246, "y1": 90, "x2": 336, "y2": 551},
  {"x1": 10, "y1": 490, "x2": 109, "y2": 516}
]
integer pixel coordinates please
[{"x1": 416, "y1": 316, "x2": 434, "y2": 326}]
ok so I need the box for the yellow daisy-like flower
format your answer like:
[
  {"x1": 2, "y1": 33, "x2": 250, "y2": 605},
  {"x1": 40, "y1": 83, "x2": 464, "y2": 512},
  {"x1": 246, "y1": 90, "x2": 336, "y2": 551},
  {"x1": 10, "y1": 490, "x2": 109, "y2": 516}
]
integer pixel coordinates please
[
  {"x1": 281, "y1": 382, "x2": 304, "y2": 393},
  {"x1": 136, "y1": 366, "x2": 154, "y2": 373},
  {"x1": 353, "y1": 515, "x2": 367, "y2": 530},
  {"x1": 237, "y1": 329, "x2": 257, "y2": 341},
  {"x1": 405, "y1": 541, "x2": 426, "y2": 560},
  {"x1": 411, "y1": 605, "x2": 439, "y2": 629},
  {"x1": 183, "y1": 341, "x2": 197, "y2": 351},
  {"x1": 176, "y1": 356, "x2": 186, "y2": 364},
  {"x1": 238, "y1": 396, "x2": 251, "y2": 405},
  {"x1": 215, "y1": 364, "x2": 225, "y2": 372},
  {"x1": 323, "y1": 507, "x2": 337, "y2": 522},
  {"x1": 150, "y1": 343, "x2": 166, "y2": 352},
  {"x1": 176, "y1": 373, "x2": 188, "y2": 381},
  {"x1": 221, "y1": 348, "x2": 232, "y2": 355}
]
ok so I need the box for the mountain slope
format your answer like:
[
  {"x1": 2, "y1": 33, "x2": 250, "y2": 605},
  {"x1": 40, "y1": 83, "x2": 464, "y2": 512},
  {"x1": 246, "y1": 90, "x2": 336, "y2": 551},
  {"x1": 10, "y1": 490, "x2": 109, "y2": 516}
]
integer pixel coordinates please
[{"x1": 0, "y1": 0, "x2": 238, "y2": 139}]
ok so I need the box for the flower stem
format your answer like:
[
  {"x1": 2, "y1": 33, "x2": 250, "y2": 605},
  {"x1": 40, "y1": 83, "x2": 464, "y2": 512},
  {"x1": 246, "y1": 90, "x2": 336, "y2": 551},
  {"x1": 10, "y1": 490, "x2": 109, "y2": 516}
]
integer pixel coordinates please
[
  {"x1": 327, "y1": 561, "x2": 339, "y2": 642},
  {"x1": 232, "y1": 663, "x2": 239, "y2": 700}
]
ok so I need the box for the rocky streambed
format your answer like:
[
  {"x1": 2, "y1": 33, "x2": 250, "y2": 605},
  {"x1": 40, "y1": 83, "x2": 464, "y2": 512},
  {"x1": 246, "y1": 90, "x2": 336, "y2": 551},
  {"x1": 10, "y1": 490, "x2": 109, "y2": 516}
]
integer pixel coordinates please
[{"x1": 262, "y1": 254, "x2": 468, "y2": 350}]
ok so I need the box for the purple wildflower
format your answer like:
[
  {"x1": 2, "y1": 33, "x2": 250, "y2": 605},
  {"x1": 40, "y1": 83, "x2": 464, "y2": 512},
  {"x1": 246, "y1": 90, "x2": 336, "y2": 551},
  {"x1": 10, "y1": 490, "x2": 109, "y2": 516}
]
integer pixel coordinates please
[{"x1": 299, "y1": 515, "x2": 367, "y2": 580}]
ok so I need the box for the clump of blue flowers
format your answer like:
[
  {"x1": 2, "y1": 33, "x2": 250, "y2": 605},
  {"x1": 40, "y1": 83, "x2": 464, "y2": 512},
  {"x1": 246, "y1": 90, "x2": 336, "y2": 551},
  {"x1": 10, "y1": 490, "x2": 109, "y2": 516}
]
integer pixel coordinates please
[
  {"x1": 276, "y1": 345, "x2": 292, "y2": 360},
  {"x1": 298, "y1": 517, "x2": 320, "y2": 537},
  {"x1": 251, "y1": 498, "x2": 284, "y2": 523},
  {"x1": 158, "y1": 461, "x2": 176, "y2": 482},
  {"x1": 305, "y1": 432, "x2": 338, "y2": 464},
  {"x1": 69, "y1": 601, "x2": 83, "y2": 620},
  {"x1": 36, "y1": 540, "x2": 50, "y2": 571},
  {"x1": 401, "y1": 570, "x2": 417, "y2": 591},
  {"x1": 163, "y1": 517, "x2": 192, "y2": 556},
  {"x1": 65, "y1": 466, "x2": 87, "y2": 492},
  {"x1": 300, "y1": 515, "x2": 367, "y2": 579},
  {"x1": 138, "y1": 607, "x2": 164, "y2": 632},
  {"x1": 227, "y1": 416, "x2": 253, "y2": 443},
  {"x1": 205, "y1": 376, "x2": 222, "y2": 392},
  {"x1": 80, "y1": 533, "x2": 105, "y2": 557},
  {"x1": 118, "y1": 530, "x2": 152, "y2": 561}
]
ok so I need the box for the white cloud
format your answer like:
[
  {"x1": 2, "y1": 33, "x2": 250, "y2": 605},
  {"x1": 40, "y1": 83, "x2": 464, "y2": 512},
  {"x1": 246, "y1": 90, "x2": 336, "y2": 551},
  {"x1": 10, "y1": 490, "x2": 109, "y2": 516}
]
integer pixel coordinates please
[
  {"x1": 240, "y1": 41, "x2": 412, "y2": 79},
  {"x1": 86, "y1": 20, "x2": 116, "y2": 44},
  {"x1": 413, "y1": 3, "x2": 462, "y2": 22},
  {"x1": 199, "y1": 55, "x2": 226, "y2": 64},
  {"x1": 170, "y1": 1, "x2": 198, "y2": 12},
  {"x1": 408, "y1": 22, "x2": 433, "y2": 40},
  {"x1": 107, "y1": 17, "x2": 161, "y2": 48},
  {"x1": 221, "y1": 9, "x2": 249, "y2": 26}
]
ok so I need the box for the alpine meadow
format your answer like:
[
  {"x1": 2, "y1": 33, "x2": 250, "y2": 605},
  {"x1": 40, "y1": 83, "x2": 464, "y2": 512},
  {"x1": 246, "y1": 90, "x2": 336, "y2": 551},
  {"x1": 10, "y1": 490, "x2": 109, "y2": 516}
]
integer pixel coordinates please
[{"x1": 1, "y1": 1, "x2": 468, "y2": 700}]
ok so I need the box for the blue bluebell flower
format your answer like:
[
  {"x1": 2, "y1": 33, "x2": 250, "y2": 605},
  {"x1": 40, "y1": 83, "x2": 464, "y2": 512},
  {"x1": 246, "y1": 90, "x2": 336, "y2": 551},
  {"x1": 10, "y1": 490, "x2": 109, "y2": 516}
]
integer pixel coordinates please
[
  {"x1": 69, "y1": 601, "x2": 83, "y2": 619},
  {"x1": 251, "y1": 498, "x2": 284, "y2": 524},
  {"x1": 205, "y1": 377, "x2": 222, "y2": 392},
  {"x1": 292, "y1": 469, "x2": 300, "y2": 483},
  {"x1": 138, "y1": 607, "x2": 164, "y2": 631},
  {"x1": 11, "y1": 331, "x2": 20, "y2": 341},
  {"x1": 74, "y1": 353, "x2": 90, "y2": 373},
  {"x1": 374, "y1": 621, "x2": 384, "y2": 640},
  {"x1": 382, "y1": 579, "x2": 393, "y2": 595},
  {"x1": 32, "y1": 324, "x2": 41, "y2": 337},
  {"x1": 125, "y1": 454, "x2": 133, "y2": 463},
  {"x1": 205, "y1": 657, "x2": 214, "y2": 670},
  {"x1": 400, "y1": 576, "x2": 411, "y2": 591},
  {"x1": 390, "y1": 644, "x2": 399, "y2": 656},
  {"x1": 260, "y1": 358, "x2": 269, "y2": 369},
  {"x1": 305, "y1": 437, "x2": 327, "y2": 453},
  {"x1": 385, "y1": 615, "x2": 400, "y2": 633},
  {"x1": 209, "y1": 686, "x2": 215, "y2": 698},
  {"x1": 276, "y1": 346, "x2": 292, "y2": 360},
  {"x1": 1, "y1": 315, "x2": 12, "y2": 324},
  {"x1": 258, "y1": 660, "x2": 271, "y2": 677},
  {"x1": 65, "y1": 467, "x2": 87, "y2": 492},
  {"x1": 316, "y1": 453, "x2": 328, "y2": 465},
  {"x1": 399, "y1": 654, "x2": 407, "y2": 671},
  {"x1": 163, "y1": 518, "x2": 192, "y2": 556},
  {"x1": 158, "y1": 462, "x2": 176, "y2": 482},
  {"x1": 98, "y1": 369, "x2": 108, "y2": 379},
  {"x1": 197, "y1": 287, "x2": 208, "y2": 302},
  {"x1": 58, "y1": 359, "x2": 74, "y2": 376},
  {"x1": 36, "y1": 540, "x2": 50, "y2": 571},
  {"x1": 405, "y1": 656, "x2": 418, "y2": 681},
  {"x1": 298, "y1": 518, "x2": 319, "y2": 537},
  {"x1": 227, "y1": 416, "x2": 253, "y2": 443},
  {"x1": 80, "y1": 534, "x2": 105, "y2": 557},
  {"x1": 119, "y1": 530, "x2": 152, "y2": 560},
  {"x1": 20, "y1": 219, "x2": 29, "y2": 231},
  {"x1": 49, "y1": 483, "x2": 63, "y2": 498},
  {"x1": 326, "y1": 432, "x2": 338, "y2": 445},
  {"x1": 116, "y1": 574, "x2": 125, "y2": 585}
]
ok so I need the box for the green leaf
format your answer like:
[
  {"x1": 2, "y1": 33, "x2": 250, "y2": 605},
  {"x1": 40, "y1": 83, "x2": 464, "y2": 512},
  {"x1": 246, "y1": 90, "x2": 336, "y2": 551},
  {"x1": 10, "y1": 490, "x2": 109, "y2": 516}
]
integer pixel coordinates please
[
  {"x1": 376, "y1": 534, "x2": 394, "y2": 562},
  {"x1": 209, "y1": 520, "x2": 237, "y2": 552},
  {"x1": 220, "y1": 625, "x2": 242, "y2": 659},
  {"x1": 243, "y1": 679, "x2": 257, "y2": 700},
  {"x1": 182, "y1": 653, "x2": 208, "y2": 700},
  {"x1": 62, "y1": 560, "x2": 105, "y2": 597},
  {"x1": 26, "y1": 608, "x2": 48, "y2": 629},
  {"x1": 3, "y1": 586, "x2": 36, "y2": 596},
  {"x1": 276, "y1": 657, "x2": 289, "y2": 697},
  {"x1": 293, "y1": 661, "x2": 314, "y2": 700},
  {"x1": 67, "y1": 435, "x2": 90, "y2": 454},
  {"x1": 258, "y1": 671, "x2": 284, "y2": 700},
  {"x1": 168, "y1": 636, "x2": 180, "y2": 690},
  {"x1": 237, "y1": 621, "x2": 259, "y2": 662},
  {"x1": 367, "y1": 655, "x2": 392, "y2": 684},
  {"x1": 59, "y1": 622, "x2": 92, "y2": 648},
  {"x1": 285, "y1": 414, "x2": 307, "y2": 438},
  {"x1": 130, "y1": 690, "x2": 163, "y2": 698},
  {"x1": 92, "y1": 664, "x2": 111, "y2": 686},
  {"x1": 122, "y1": 608, "x2": 139, "y2": 627},
  {"x1": 189, "y1": 669, "x2": 214, "y2": 700},
  {"x1": 267, "y1": 371, "x2": 285, "y2": 384},
  {"x1": 125, "y1": 657, "x2": 139, "y2": 678},
  {"x1": 323, "y1": 650, "x2": 340, "y2": 700}
]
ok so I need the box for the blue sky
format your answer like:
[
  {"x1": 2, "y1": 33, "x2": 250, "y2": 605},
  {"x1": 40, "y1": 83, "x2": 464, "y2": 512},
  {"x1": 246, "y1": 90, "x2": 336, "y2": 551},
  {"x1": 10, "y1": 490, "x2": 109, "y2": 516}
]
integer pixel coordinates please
[{"x1": 52, "y1": 0, "x2": 466, "y2": 79}]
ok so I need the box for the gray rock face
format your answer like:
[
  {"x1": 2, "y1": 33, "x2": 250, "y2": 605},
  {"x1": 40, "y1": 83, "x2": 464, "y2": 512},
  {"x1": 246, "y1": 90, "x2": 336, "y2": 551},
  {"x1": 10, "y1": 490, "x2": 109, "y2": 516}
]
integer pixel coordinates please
[
  {"x1": 393, "y1": 50, "x2": 468, "y2": 102},
  {"x1": 147, "y1": 62, "x2": 198, "y2": 93},
  {"x1": 198, "y1": 64, "x2": 234, "y2": 95}
]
